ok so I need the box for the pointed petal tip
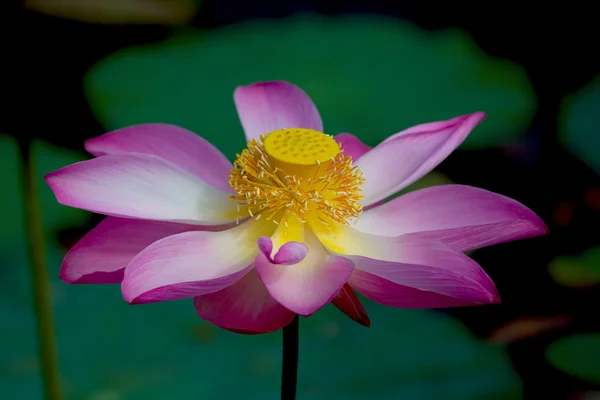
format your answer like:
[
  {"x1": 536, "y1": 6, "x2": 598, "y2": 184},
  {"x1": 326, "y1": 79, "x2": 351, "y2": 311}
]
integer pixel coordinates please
[
  {"x1": 491, "y1": 289, "x2": 502, "y2": 305},
  {"x1": 471, "y1": 111, "x2": 487, "y2": 122},
  {"x1": 333, "y1": 283, "x2": 372, "y2": 327},
  {"x1": 44, "y1": 169, "x2": 63, "y2": 193},
  {"x1": 358, "y1": 312, "x2": 371, "y2": 328},
  {"x1": 121, "y1": 286, "x2": 137, "y2": 304},
  {"x1": 58, "y1": 268, "x2": 75, "y2": 284}
]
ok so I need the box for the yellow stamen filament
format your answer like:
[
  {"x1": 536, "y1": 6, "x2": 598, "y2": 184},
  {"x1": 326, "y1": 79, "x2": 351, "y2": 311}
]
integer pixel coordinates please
[{"x1": 228, "y1": 128, "x2": 365, "y2": 225}]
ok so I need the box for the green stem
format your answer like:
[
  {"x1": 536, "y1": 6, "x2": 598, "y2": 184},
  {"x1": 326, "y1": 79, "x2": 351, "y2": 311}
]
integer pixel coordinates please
[
  {"x1": 19, "y1": 140, "x2": 62, "y2": 400},
  {"x1": 281, "y1": 315, "x2": 299, "y2": 400}
]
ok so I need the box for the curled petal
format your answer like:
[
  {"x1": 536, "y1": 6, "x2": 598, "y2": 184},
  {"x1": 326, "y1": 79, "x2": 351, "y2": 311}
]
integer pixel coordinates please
[
  {"x1": 255, "y1": 233, "x2": 354, "y2": 316},
  {"x1": 45, "y1": 153, "x2": 236, "y2": 225},
  {"x1": 121, "y1": 220, "x2": 275, "y2": 303},
  {"x1": 357, "y1": 112, "x2": 486, "y2": 206},
  {"x1": 335, "y1": 133, "x2": 371, "y2": 161},
  {"x1": 194, "y1": 270, "x2": 296, "y2": 333},
  {"x1": 355, "y1": 184, "x2": 548, "y2": 251},
  {"x1": 85, "y1": 124, "x2": 233, "y2": 192},
  {"x1": 257, "y1": 236, "x2": 309, "y2": 265},
  {"x1": 332, "y1": 283, "x2": 371, "y2": 327},
  {"x1": 234, "y1": 81, "x2": 323, "y2": 142}
]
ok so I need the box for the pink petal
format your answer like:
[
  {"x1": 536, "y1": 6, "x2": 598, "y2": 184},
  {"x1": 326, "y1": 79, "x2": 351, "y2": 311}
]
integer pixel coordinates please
[
  {"x1": 121, "y1": 221, "x2": 271, "y2": 303},
  {"x1": 60, "y1": 217, "x2": 232, "y2": 284},
  {"x1": 356, "y1": 112, "x2": 486, "y2": 206},
  {"x1": 348, "y1": 270, "x2": 489, "y2": 308},
  {"x1": 85, "y1": 124, "x2": 233, "y2": 192},
  {"x1": 233, "y1": 81, "x2": 323, "y2": 142},
  {"x1": 344, "y1": 235, "x2": 500, "y2": 307},
  {"x1": 45, "y1": 153, "x2": 236, "y2": 225},
  {"x1": 194, "y1": 270, "x2": 296, "y2": 333},
  {"x1": 331, "y1": 283, "x2": 371, "y2": 327},
  {"x1": 61, "y1": 217, "x2": 193, "y2": 284},
  {"x1": 335, "y1": 133, "x2": 372, "y2": 161},
  {"x1": 355, "y1": 184, "x2": 548, "y2": 252},
  {"x1": 255, "y1": 235, "x2": 355, "y2": 316}
]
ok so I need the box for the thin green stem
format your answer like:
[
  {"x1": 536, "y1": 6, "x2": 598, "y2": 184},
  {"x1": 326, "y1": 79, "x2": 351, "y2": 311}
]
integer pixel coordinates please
[
  {"x1": 281, "y1": 315, "x2": 299, "y2": 400},
  {"x1": 19, "y1": 140, "x2": 62, "y2": 400}
]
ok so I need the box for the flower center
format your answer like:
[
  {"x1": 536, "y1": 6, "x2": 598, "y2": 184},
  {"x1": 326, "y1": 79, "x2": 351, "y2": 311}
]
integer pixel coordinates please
[{"x1": 228, "y1": 128, "x2": 365, "y2": 225}]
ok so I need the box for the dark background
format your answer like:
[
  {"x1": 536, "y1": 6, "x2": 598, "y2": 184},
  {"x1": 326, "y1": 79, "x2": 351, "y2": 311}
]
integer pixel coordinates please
[{"x1": 2, "y1": 1, "x2": 599, "y2": 399}]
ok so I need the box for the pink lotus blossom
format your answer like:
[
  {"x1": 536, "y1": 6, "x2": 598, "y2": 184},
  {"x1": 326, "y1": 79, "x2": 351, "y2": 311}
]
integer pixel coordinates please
[{"x1": 45, "y1": 81, "x2": 548, "y2": 333}]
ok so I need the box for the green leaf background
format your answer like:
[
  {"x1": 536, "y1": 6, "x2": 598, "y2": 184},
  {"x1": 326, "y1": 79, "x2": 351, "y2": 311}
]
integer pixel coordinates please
[
  {"x1": 560, "y1": 75, "x2": 600, "y2": 174},
  {"x1": 546, "y1": 334, "x2": 600, "y2": 384},
  {"x1": 85, "y1": 14, "x2": 536, "y2": 161}
]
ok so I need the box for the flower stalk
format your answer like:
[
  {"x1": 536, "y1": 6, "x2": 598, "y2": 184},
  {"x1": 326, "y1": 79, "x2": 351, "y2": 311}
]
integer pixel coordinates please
[
  {"x1": 19, "y1": 140, "x2": 62, "y2": 400},
  {"x1": 281, "y1": 315, "x2": 299, "y2": 400}
]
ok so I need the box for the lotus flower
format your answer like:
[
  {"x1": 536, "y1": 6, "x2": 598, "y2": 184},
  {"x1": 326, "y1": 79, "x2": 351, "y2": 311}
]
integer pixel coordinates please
[{"x1": 45, "y1": 81, "x2": 548, "y2": 333}]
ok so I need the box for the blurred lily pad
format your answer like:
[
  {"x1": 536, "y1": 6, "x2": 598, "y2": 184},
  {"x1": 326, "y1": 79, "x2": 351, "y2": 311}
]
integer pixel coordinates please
[
  {"x1": 546, "y1": 334, "x2": 600, "y2": 384},
  {"x1": 560, "y1": 75, "x2": 600, "y2": 174},
  {"x1": 4, "y1": 284, "x2": 523, "y2": 399},
  {"x1": 85, "y1": 14, "x2": 536, "y2": 160},
  {"x1": 548, "y1": 247, "x2": 600, "y2": 288}
]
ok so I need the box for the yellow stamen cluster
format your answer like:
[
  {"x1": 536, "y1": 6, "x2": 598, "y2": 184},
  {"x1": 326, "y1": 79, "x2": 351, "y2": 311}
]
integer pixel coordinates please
[{"x1": 228, "y1": 128, "x2": 365, "y2": 226}]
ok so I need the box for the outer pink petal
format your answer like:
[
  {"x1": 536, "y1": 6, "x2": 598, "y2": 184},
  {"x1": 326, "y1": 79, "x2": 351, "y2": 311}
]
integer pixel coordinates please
[
  {"x1": 121, "y1": 221, "x2": 271, "y2": 303},
  {"x1": 45, "y1": 153, "x2": 236, "y2": 225},
  {"x1": 344, "y1": 235, "x2": 499, "y2": 307},
  {"x1": 60, "y1": 217, "x2": 231, "y2": 284},
  {"x1": 255, "y1": 235, "x2": 355, "y2": 316},
  {"x1": 332, "y1": 283, "x2": 371, "y2": 327},
  {"x1": 85, "y1": 124, "x2": 233, "y2": 192},
  {"x1": 335, "y1": 133, "x2": 372, "y2": 161},
  {"x1": 356, "y1": 112, "x2": 486, "y2": 206},
  {"x1": 348, "y1": 270, "x2": 488, "y2": 308},
  {"x1": 233, "y1": 81, "x2": 323, "y2": 142},
  {"x1": 194, "y1": 270, "x2": 295, "y2": 333},
  {"x1": 355, "y1": 184, "x2": 548, "y2": 252},
  {"x1": 312, "y1": 227, "x2": 499, "y2": 306}
]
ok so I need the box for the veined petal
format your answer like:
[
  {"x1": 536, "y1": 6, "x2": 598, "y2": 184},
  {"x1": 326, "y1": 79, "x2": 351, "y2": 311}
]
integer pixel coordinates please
[
  {"x1": 234, "y1": 81, "x2": 323, "y2": 143},
  {"x1": 121, "y1": 220, "x2": 275, "y2": 303},
  {"x1": 348, "y1": 270, "x2": 489, "y2": 308},
  {"x1": 194, "y1": 270, "x2": 296, "y2": 333},
  {"x1": 312, "y1": 224, "x2": 499, "y2": 306},
  {"x1": 45, "y1": 153, "x2": 237, "y2": 225},
  {"x1": 60, "y1": 217, "x2": 207, "y2": 284},
  {"x1": 85, "y1": 124, "x2": 233, "y2": 192},
  {"x1": 255, "y1": 232, "x2": 354, "y2": 316},
  {"x1": 355, "y1": 184, "x2": 548, "y2": 251},
  {"x1": 335, "y1": 133, "x2": 371, "y2": 161},
  {"x1": 332, "y1": 283, "x2": 371, "y2": 327},
  {"x1": 357, "y1": 112, "x2": 486, "y2": 206}
]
